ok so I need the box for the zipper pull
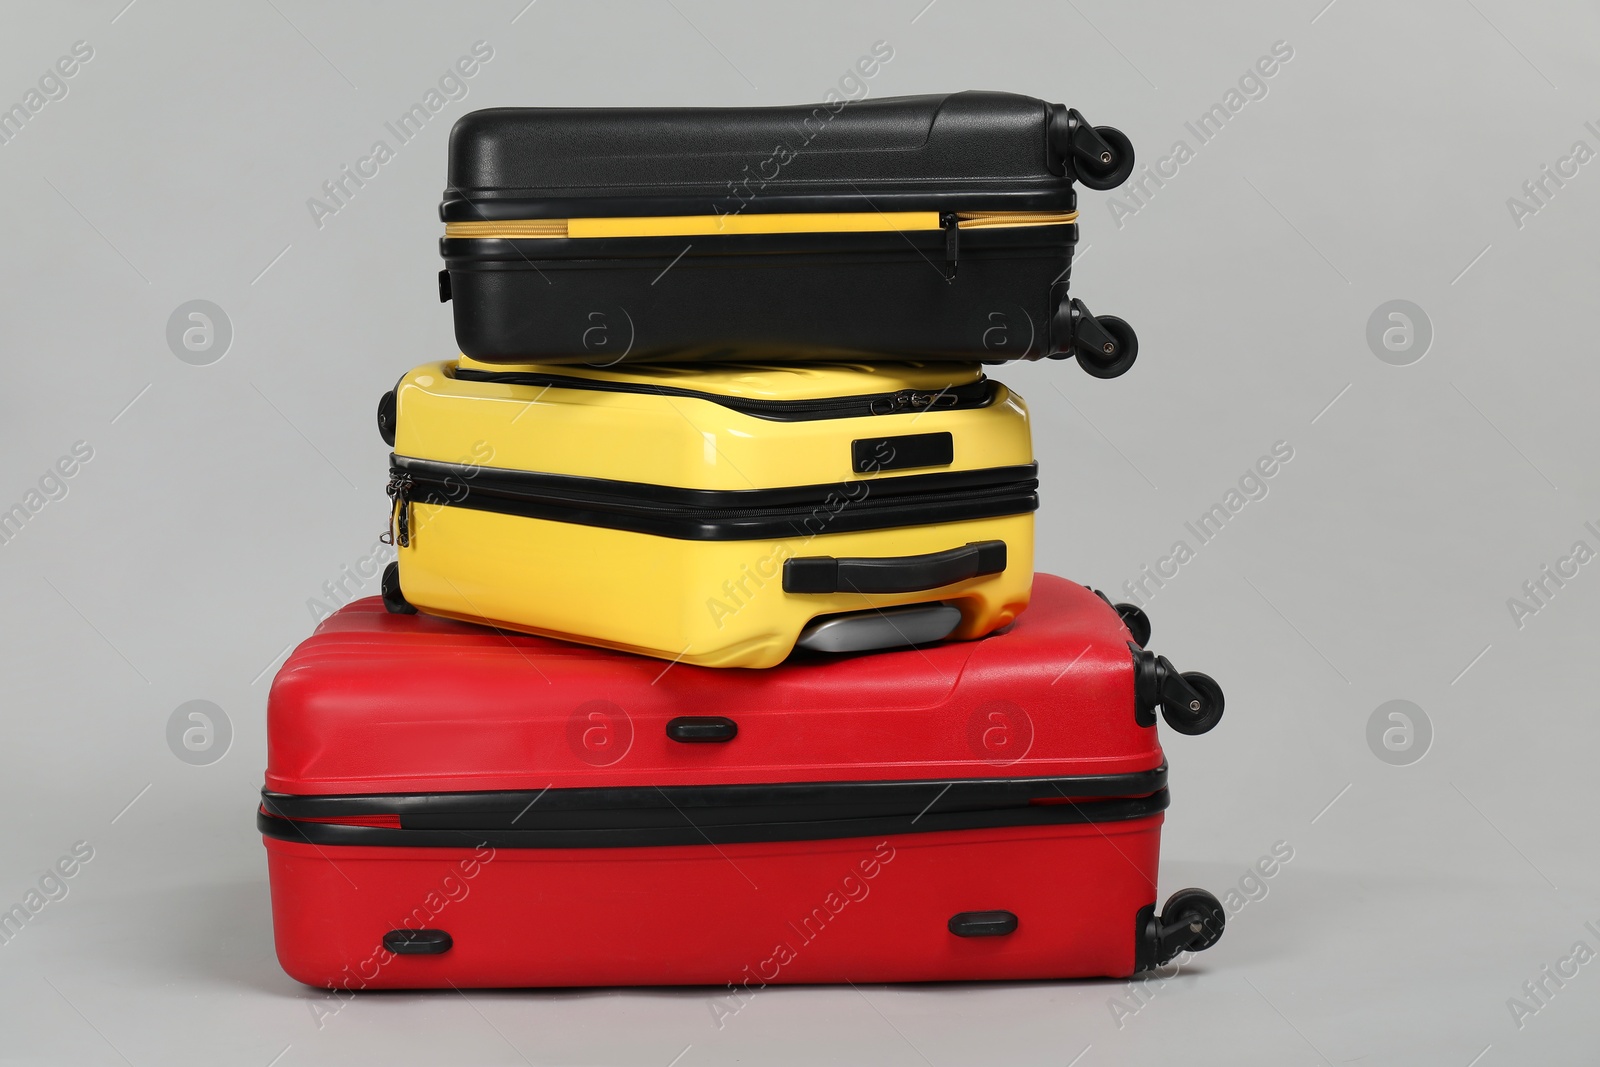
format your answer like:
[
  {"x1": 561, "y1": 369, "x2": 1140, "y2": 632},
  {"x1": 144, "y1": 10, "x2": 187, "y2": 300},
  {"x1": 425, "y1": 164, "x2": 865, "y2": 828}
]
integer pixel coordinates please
[
  {"x1": 941, "y1": 213, "x2": 959, "y2": 281},
  {"x1": 383, "y1": 472, "x2": 413, "y2": 548},
  {"x1": 872, "y1": 389, "x2": 957, "y2": 415},
  {"x1": 905, "y1": 390, "x2": 958, "y2": 411}
]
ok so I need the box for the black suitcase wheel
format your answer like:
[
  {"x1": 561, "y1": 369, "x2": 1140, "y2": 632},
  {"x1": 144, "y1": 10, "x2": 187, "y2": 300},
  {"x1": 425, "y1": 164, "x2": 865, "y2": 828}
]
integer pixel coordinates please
[
  {"x1": 1148, "y1": 888, "x2": 1225, "y2": 965},
  {"x1": 376, "y1": 390, "x2": 397, "y2": 447},
  {"x1": 381, "y1": 562, "x2": 415, "y2": 615},
  {"x1": 1055, "y1": 298, "x2": 1138, "y2": 378},
  {"x1": 1162, "y1": 671, "x2": 1224, "y2": 735},
  {"x1": 1133, "y1": 651, "x2": 1225, "y2": 734},
  {"x1": 1078, "y1": 315, "x2": 1138, "y2": 379},
  {"x1": 1075, "y1": 125, "x2": 1136, "y2": 190},
  {"x1": 1115, "y1": 603, "x2": 1151, "y2": 647}
]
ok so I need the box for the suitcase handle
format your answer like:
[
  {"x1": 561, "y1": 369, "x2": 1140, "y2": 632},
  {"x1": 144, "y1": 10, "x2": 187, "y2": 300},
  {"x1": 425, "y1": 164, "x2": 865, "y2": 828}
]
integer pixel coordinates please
[
  {"x1": 666, "y1": 716, "x2": 738, "y2": 743},
  {"x1": 783, "y1": 541, "x2": 1006, "y2": 595}
]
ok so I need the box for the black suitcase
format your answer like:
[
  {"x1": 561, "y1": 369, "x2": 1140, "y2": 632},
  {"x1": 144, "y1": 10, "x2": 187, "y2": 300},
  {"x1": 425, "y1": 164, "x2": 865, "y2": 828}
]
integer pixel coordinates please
[{"x1": 438, "y1": 91, "x2": 1138, "y2": 372}]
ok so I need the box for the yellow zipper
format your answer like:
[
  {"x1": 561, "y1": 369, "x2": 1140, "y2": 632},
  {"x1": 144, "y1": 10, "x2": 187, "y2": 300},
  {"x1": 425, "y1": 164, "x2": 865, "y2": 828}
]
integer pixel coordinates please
[{"x1": 444, "y1": 209, "x2": 1078, "y2": 240}]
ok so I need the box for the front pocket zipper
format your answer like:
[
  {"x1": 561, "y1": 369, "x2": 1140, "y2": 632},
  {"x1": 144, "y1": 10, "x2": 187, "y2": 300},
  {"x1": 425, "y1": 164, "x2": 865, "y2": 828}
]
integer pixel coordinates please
[{"x1": 450, "y1": 367, "x2": 995, "y2": 423}]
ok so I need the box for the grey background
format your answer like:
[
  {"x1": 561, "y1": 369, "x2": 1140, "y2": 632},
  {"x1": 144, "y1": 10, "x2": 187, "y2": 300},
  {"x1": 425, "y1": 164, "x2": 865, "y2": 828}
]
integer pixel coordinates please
[{"x1": 1, "y1": 0, "x2": 1596, "y2": 1063}]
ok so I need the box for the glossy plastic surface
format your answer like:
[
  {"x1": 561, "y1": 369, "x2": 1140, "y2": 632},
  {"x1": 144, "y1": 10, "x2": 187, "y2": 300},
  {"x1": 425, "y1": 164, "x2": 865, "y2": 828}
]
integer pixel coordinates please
[
  {"x1": 395, "y1": 360, "x2": 1021, "y2": 484},
  {"x1": 265, "y1": 818, "x2": 1162, "y2": 988},
  {"x1": 388, "y1": 360, "x2": 1035, "y2": 667},
  {"x1": 264, "y1": 574, "x2": 1155, "y2": 796}
]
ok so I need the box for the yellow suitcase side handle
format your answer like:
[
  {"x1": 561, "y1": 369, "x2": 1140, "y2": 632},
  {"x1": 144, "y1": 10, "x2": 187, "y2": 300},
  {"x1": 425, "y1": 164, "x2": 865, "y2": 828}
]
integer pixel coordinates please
[{"x1": 783, "y1": 541, "x2": 1006, "y2": 595}]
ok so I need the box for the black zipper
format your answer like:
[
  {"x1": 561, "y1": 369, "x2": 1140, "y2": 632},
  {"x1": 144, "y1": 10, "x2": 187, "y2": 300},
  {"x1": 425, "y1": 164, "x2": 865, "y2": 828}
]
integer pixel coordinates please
[
  {"x1": 260, "y1": 784, "x2": 1168, "y2": 850},
  {"x1": 450, "y1": 367, "x2": 995, "y2": 422},
  {"x1": 385, "y1": 458, "x2": 1038, "y2": 545}
]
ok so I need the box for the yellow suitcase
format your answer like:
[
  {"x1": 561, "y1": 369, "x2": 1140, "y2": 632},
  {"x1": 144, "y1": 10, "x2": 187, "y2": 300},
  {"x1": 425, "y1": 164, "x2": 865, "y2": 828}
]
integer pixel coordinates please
[{"x1": 378, "y1": 358, "x2": 1036, "y2": 669}]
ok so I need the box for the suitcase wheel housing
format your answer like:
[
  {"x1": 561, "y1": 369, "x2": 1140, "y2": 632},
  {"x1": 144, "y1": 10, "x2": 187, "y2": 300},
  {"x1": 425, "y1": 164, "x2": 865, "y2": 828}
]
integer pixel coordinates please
[
  {"x1": 1114, "y1": 602, "x2": 1151, "y2": 647},
  {"x1": 381, "y1": 562, "x2": 416, "y2": 615},
  {"x1": 1132, "y1": 649, "x2": 1224, "y2": 734},
  {"x1": 1054, "y1": 298, "x2": 1138, "y2": 378},
  {"x1": 1140, "y1": 888, "x2": 1225, "y2": 968},
  {"x1": 1052, "y1": 107, "x2": 1137, "y2": 190},
  {"x1": 376, "y1": 390, "x2": 397, "y2": 447},
  {"x1": 1077, "y1": 315, "x2": 1138, "y2": 379},
  {"x1": 1075, "y1": 125, "x2": 1136, "y2": 190}
]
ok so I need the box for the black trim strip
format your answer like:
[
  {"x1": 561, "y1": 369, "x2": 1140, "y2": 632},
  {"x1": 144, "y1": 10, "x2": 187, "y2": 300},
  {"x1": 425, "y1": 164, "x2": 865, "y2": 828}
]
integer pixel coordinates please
[
  {"x1": 449, "y1": 367, "x2": 997, "y2": 423},
  {"x1": 390, "y1": 457, "x2": 1038, "y2": 542},
  {"x1": 259, "y1": 789, "x2": 1169, "y2": 849},
  {"x1": 263, "y1": 768, "x2": 1166, "y2": 823},
  {"x1": 440, "y1": 189, "x2": 1079, "y2": 222}
]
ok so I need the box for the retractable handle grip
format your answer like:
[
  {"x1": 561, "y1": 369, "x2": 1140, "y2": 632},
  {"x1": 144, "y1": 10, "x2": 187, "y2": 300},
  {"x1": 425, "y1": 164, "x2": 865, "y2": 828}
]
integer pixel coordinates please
[{"x1": 1047, "y1": 105, "x2": 1136, "y2": 190}]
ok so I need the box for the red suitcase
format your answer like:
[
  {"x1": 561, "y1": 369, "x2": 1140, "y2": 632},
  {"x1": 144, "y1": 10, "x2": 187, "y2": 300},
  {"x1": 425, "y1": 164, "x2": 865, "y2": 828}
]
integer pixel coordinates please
[{"x1": 259, "y1": 574, "x2": 1226, "y2": 989}]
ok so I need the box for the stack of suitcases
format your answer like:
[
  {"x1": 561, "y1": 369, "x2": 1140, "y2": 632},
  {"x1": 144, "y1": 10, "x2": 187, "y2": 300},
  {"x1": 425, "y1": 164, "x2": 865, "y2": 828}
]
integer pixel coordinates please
[{"x1": 260, "y1": 91, "x2": 1229, "y2": 989}]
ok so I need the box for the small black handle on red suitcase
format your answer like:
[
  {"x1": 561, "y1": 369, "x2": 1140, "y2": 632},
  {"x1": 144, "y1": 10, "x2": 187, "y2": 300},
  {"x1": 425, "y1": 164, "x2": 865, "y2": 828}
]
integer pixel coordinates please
[
  {"x1": 948, "y1": 910, "x2": 1019, "y2": 937},
  {"x1": 383, "y1": 928, "x2": 452, "y2": 955},
  {"x1": 783, "y1": 541, "x2": 1006, "y2": 595},
  {"x1": 666, "y1": 716, "x2": 738, "y2": 743}
]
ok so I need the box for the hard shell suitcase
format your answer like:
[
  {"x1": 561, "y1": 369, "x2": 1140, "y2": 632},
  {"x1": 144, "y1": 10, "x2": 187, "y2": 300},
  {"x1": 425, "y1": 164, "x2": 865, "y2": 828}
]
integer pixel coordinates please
[
  {"x1": 438, "y1": 91, "x2": 1139, "y2": 371},
  {"x1": 379, "y1": 357, "x2": 1037, "y2": 668},
  {"x1": 259, "y1": 574, "x2": 1227, "y2": 989}
]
